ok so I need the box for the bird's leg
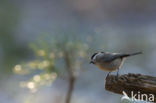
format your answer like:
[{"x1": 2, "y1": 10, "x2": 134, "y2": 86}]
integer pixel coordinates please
[
  {"x1": 116, "y1": 69, "x2": 119, "y2": 80},
  {"x1": 117, "y1": 69, "x2": 119, "y2": 77},
  {"x1": 107, "y1": 72, "x2": 111, "y2": 77}
]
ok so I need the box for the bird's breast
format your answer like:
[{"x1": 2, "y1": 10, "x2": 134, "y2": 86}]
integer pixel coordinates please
[{"x1": 96, "y1": 58, "x2": 123, "y2": 72}]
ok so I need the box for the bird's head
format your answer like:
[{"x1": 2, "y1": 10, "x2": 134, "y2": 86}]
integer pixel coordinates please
[{"x1": 90, "y1": 52, "x2": 105, "y2": 64}]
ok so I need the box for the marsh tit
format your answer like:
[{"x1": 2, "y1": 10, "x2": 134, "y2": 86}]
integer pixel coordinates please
[{"x1": 90, "y1": 51, "x2": 142, "y2": 76}]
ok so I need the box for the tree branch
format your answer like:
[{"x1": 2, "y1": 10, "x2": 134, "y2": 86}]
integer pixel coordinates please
[
  {"x1": 65, "y1": 76, "x2": 76, "y2": 103},
  {"x1": 105, "y1": 73, "x2": 156, "y2": 102},
  {"x1": 63, "y1": 50, "x2": 76, "y2": 103}
]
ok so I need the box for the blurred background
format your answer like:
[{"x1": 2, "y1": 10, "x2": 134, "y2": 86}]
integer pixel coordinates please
[{"x1": 0, "y1": 0, "x2": 156, "y2": 103}]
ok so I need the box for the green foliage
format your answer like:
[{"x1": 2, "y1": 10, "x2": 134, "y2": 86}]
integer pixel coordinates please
[
  {"x1": 0, "y1": 1, "x2": 29, "y2": 75},
  {"x1": 13, "y1": 34, "x2": 89, "y2": 92}
]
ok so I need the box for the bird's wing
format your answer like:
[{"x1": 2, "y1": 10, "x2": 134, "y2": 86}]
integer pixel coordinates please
[{"x1": 98, "y1": 53, "x2": 129, "y2": 62}]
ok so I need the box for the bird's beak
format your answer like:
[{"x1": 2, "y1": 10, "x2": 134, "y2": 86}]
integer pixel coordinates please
[{"x1": 90, "y1": 61, "x2": 94, "y2": 64}]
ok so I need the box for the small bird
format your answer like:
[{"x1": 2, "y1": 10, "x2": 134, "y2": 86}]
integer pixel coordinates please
[{"x1": 90, "y1": 51, "x2": 142, "y2": 77}]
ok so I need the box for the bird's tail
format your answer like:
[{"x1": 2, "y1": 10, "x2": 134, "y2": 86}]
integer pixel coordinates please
[
  {"x1": 112, "y1": 52, "x2": 142, "y2": 60},
  {"x1": 129, "y1": 52, "x2": 142, "y2": 56}
]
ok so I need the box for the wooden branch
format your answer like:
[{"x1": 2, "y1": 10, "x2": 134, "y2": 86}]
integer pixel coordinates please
[{"x1": 105, "y1": 73, "x2": 156, "y2": 102}]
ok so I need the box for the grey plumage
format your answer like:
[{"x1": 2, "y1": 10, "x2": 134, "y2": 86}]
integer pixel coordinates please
[
  {"x1": 90, "y1": 51, "x2": 142, "y2": 72},
  {"x1": 96, "y1": 52, "x2": 142, "y2": 62}
]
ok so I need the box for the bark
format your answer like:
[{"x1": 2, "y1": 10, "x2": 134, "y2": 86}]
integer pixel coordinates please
[
  {"x1": 105, "y1": 73, "x2": 156, "y2": 102},
  {"x1": 63, "y1": 50, "x2": 76, "y2": 103},
  {"x1": 65, "y1": 76, "x2": 76, "y2": 103}
]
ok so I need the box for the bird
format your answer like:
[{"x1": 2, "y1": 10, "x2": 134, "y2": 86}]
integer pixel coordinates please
[{"x1": 90, "y1": 51, "x2": 142, "y2": 77}]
